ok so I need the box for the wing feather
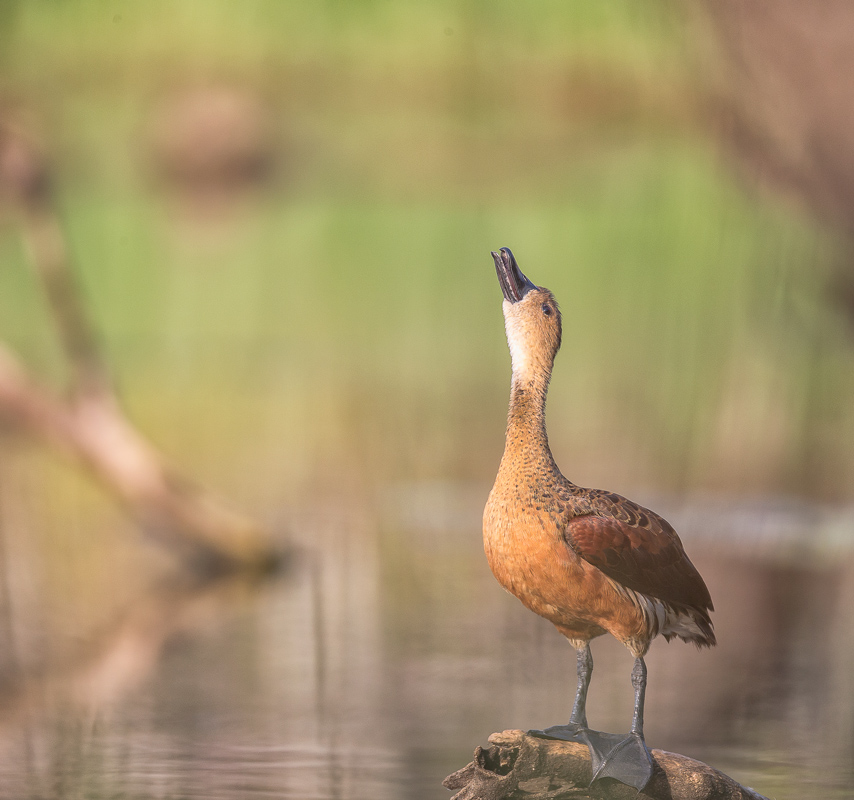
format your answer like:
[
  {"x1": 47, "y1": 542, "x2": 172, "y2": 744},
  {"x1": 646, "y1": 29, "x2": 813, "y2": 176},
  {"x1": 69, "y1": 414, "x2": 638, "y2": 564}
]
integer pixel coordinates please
[{"x1": 562, "y1": 489, "x2": 713, "y2": 612}]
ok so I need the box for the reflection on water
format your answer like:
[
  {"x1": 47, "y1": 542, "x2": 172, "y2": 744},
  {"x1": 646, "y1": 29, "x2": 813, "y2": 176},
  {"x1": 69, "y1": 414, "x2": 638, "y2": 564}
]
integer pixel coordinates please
[{"x1": 0, "y1": 488, "x2": 852, "y2": 800}]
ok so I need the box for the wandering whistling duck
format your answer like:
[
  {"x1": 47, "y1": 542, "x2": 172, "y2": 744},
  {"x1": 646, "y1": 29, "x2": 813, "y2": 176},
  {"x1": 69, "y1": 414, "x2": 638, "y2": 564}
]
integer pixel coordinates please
[{"x1": 483, "y1": 247, "x2": 715, "y2": 791}]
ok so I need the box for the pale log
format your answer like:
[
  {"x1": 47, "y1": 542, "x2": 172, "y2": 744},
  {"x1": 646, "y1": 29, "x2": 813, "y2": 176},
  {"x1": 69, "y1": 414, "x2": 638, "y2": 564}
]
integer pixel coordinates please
[{"x1": 444, "y1": 730, "x2": 769, "y2": 800}]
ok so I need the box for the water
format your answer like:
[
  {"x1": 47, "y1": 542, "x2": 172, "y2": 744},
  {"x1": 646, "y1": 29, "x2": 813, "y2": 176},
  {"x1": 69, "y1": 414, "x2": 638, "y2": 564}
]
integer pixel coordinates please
[{"x1": 1, "y1": 486, "x2": 852, "y2": 800}]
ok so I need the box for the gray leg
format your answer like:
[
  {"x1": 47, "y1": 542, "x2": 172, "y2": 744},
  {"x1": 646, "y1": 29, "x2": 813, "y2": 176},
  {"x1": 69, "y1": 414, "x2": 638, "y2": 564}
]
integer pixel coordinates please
[
  {"x1": 569, "y1": 643, "x2": 593, "y2": 727},
  {"x1": 630, "y1": 656, "x2": 646, "y2": 736},
  {"x1": 529, "y1": 642, "x2": 592, "y2": 741},
  {"x1": 586, "y1": 656, "x2": 654, "y2": 791},
  {"x1": 531, "y1": 649, "x2": 654, "y2": 791}
]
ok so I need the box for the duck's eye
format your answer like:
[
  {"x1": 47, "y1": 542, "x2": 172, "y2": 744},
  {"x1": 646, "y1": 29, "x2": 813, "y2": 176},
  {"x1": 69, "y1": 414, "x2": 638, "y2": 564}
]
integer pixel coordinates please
[{"x1": 542, "y1": 304, "x2": 552, "y2": 316}]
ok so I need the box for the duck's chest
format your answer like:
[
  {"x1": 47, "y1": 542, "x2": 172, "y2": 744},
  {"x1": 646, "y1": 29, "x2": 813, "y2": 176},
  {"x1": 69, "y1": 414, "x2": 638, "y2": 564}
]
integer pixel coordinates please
[{"x1": 483, "y1": 481, "x2": 577, "y2": 600}]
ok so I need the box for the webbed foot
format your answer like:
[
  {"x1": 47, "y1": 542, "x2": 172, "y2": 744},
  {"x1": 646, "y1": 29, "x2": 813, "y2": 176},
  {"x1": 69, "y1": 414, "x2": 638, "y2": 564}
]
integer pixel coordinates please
[
  {"x1": 528, "y1": 722, "x2": 588, "y2": 742},
  {"x1": 585, "y1": 730, "x2": 654, "y2": 791},
  {"x1": 529, "y1": 727, "x2": 654, "y2": 792}
]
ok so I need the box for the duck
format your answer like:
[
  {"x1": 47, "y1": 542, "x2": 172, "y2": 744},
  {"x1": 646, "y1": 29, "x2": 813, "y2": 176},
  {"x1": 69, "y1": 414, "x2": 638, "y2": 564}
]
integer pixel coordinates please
[{"x1": 483, "y1": 247, "x2": 715, "y2": 791}]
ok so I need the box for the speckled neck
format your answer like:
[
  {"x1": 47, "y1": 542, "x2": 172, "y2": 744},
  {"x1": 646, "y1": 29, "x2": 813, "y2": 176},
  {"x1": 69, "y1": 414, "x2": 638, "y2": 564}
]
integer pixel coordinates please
[{"x1": 500, "y1": 369, "x2": 560, "y2": 478}]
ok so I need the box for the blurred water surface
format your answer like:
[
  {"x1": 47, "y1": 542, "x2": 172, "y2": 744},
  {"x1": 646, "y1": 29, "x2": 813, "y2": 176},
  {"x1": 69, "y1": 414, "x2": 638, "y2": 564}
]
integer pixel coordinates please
[
  {"x1": 0, "y1": 491, "x2": 853, "y2": 799},
  {"x1": 1, "y1": 2, "x2": 854, "y2": 799}
]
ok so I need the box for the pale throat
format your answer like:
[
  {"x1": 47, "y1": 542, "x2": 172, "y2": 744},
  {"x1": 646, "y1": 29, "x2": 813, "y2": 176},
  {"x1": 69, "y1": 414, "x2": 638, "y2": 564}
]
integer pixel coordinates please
[
  {"x1": 503, "y1": 304, "x2": 552, "y2": 389},
  {"x1": 503, "y1": 303, "x2": 533, "y2": 381},
  {"x1": 503, "y1": 307, "x2": 554, "y2": 447}
]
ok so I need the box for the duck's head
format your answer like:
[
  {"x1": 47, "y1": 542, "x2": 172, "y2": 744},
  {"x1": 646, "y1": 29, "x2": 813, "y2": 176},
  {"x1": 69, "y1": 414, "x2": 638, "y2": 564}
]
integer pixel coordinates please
[{"x1": 491, "y1": 247, "x2": 562, "y2": 379}]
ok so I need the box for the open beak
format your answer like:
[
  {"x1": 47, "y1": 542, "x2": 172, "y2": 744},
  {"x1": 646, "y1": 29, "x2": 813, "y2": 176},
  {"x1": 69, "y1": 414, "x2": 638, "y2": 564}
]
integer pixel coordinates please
[{"x1": 491, "y1": 247, "x2": 537, "y2": 303}]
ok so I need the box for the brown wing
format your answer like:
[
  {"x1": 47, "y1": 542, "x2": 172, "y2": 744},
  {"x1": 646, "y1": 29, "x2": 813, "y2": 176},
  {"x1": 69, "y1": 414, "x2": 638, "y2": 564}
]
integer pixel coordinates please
[{"x1": 563, "y1": 489, "x2": 713, "y2": 611}]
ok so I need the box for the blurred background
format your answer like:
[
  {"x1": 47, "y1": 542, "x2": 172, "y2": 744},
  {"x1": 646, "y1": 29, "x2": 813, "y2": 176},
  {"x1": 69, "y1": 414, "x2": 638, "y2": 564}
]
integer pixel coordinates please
[{"x1": 0, "y1": 1, "x2": 853, "y2": 798}]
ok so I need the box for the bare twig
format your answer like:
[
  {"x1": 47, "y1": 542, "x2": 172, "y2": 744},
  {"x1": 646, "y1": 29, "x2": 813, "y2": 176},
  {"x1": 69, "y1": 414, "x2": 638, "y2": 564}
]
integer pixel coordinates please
[{"x1": 1, "y1": 124, "x2": 112, "y2": 397}]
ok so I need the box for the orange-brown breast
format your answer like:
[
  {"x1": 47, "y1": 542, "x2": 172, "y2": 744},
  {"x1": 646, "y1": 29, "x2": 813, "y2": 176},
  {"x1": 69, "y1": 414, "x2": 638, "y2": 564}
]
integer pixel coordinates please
[{"x1": 483, "y1": 479, "x2": 651, "y2": 646}]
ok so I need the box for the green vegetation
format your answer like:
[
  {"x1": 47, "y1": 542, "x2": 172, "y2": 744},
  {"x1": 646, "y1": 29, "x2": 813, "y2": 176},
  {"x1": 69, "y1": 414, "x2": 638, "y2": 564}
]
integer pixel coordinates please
[{"x1": 0, "y1": 0, "x2": 850, "y2": 521}]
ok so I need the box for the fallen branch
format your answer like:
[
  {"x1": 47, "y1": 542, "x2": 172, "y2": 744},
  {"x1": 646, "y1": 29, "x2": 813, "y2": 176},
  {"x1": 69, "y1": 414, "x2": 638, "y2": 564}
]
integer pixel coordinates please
[
  {"x1": 0, "y1": 123, "x2": 279, "y2": 573},
  {"x1": 444, "y1": 730, "x2": 769, "y2": 800}
]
